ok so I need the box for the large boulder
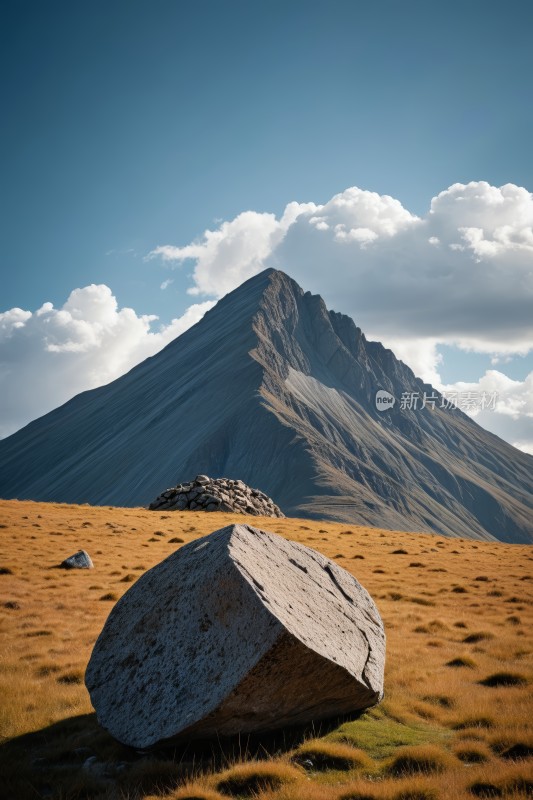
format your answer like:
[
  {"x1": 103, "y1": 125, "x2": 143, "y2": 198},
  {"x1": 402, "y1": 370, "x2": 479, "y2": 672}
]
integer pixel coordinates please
[
  {"x1": 85, "y1": 524, "x2": 385, "y2": 749},
  {"x1": 148, "y1": 475, "x2": 284, "y2": 517}
]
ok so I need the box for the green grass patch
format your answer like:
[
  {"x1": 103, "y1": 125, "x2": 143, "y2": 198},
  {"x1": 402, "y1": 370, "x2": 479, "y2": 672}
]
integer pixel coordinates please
[{"x1": 325, "y1": 713, "x2": 448, "y2": 761}]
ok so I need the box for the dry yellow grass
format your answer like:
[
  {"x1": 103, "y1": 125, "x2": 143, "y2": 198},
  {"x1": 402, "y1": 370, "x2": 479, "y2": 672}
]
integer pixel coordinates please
[
  {"x1": 0, "y1": 499, "x2": 532, "y2": 800},
  {"x1": 292, "y1": 739, "x2": 374, "y2": 772}
]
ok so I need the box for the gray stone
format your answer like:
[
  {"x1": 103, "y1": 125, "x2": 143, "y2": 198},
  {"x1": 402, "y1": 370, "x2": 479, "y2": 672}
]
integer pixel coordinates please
[
  {"x1": 85, "y1": 524, "x2": 385, "y2": 749},
  {"x1": 60, "y1": 550, "x2": 93, "y2": 569}
]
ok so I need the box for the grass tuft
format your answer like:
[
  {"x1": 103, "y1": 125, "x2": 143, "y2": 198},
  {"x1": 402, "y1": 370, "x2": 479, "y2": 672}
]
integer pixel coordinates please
[
  {"x1": 293, "y1": 739, "x2": 373, "y2": 771},
  {"x1": 422, "y1": 695, "x2": 454, "y2": 709},
  {"x1": 462, "y1": 632, "x2": 494, "y2": 644},
  {"x1": 453, "y1": 742, "x2": 492, "y2": 763},
  {"x1": 56, "y1": 670, "x2": 84, "y2": 684},
  {"x1": 216, "y1": 761, "x2": 301, "y2": 796},
  {"x1": 453, "y1": 716, "x2": 495, "y2": 731},
  {"x1": 394, "y1": 789, "x2": 439, "y2": 800},
  {"x1": 479, "y1": 671, "x2": 528, "y2": 687},
  {"x1": 468, "y1": 781, "x2": 503, "y2": 798},
  {"x1": 386, "y1": 745, "x2": 456, "y2": 776},
  {"x1": 445, "y1": 656, "x2": 476, "y2": 668},
  {"x1": 489, "y1": 737, "x2": 533, "y2": 760},
  {"x1": 99, "y1": 592, "x2": 118, "y2": 601}
]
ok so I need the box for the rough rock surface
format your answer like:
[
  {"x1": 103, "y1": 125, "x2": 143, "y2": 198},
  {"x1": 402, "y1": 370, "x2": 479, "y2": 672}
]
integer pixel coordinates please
[
  {"x1": 60, "y1": 550, "x2": 93, "y2": 569},
  {"x1": 149, "y1": 475, "x2": 284, "y2": 517},
  {"x1": 85, "y1": 524, "x2": 385, "y2": 749}
]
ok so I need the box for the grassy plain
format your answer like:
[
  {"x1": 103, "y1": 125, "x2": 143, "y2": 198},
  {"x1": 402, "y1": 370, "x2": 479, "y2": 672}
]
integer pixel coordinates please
[{"x1": 0, "y1": 499, "x2": 531, "y2": 800}]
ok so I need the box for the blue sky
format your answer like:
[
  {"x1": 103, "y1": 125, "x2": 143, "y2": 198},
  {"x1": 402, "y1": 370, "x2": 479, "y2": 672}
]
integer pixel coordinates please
[{"x1": 1, "y1": 0, "x2": 532, "y2": 448}]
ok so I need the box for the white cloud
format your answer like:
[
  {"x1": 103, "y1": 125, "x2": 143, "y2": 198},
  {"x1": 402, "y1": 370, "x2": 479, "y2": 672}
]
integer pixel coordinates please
[
  {"x1": 0, "y1": 285, "x2": 214, "y2": 438},
  {"x1": 439, "y1": 370, "x2": 533, "y2": 455},
  {"x1": 148, "y1": 201, "x2": 318, "y2": 298},
  {"x1": 149, "y1": 181, "x2": 533, "y2": 359},
  {"x1": 0, "y1": 308, "x2": 32, "y2": 333},
  {"x1": 430, "y1": 182, "x2": 533, "y2": 258},
  {"x1": 148, "y1": 180, "x2": 533, "y2": 452},
  {"x1": 160, "y1": 278, "x2": 174, "y2": 290},
  {"x1": 379, "y1": 337, "x2": 444, "y2": 387}
]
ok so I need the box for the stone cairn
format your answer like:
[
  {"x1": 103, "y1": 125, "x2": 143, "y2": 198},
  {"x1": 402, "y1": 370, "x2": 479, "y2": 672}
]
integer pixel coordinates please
[{"x1": 148, "y1": 474, "x2": 284, "y2": 517}]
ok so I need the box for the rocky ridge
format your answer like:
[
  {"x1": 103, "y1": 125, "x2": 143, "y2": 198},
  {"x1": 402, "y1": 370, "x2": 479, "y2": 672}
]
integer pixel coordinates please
[{"x1": 149, "y1": 474, "x2": 284, "y2": 517}]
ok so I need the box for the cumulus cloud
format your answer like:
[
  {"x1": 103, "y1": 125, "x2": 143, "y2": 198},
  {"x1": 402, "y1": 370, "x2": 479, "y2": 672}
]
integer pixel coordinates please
[
  {"x1": 149, "y1": 180, "x2": 533, "y2": 452},
  {"x1": 149, "y1": 181, "x2": 533, "y2": 356},
  {"x1": 0, "y1": 285, "x2": 214, "y2": 438},
  {"x1": 148, "y1": 201, "x2": 318, "y2": 298},
  {"x1": 380, "y1": 337, "x2": 444, "y2": 388},
  {"x1": 439, "y1": 370, "x2": 533, "y2": 455}
]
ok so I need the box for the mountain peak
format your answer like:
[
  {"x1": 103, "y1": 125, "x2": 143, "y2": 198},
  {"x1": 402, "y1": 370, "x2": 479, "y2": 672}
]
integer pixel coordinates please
[{"x1": 0, "y1": 270, "x2": 531, "y2": 543}]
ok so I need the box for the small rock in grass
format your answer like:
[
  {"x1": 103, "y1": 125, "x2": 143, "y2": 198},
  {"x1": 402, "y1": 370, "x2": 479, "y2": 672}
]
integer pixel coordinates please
[{"x1": 60, "y1": 550, "x2": 93, "y2": 569}]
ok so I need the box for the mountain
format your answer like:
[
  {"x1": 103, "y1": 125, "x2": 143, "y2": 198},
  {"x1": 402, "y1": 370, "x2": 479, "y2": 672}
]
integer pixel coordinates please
[{"x1": 0, "y1": 269, "x2": 531, "y2": 543}]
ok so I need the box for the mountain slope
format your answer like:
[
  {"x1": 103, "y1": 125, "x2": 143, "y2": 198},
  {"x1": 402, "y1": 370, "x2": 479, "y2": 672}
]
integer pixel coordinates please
[{"x1": 0, "y1": 269, "x2": 531, "y2": 542}]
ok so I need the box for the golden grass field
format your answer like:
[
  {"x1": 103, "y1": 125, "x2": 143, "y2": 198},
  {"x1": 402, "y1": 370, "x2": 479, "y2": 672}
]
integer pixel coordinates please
[{"x1": 0, "y1": 499, "x2": 531, "y2": 800}]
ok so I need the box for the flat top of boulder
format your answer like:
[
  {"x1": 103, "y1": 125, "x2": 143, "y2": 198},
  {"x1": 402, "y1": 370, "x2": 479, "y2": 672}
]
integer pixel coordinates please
[{"x1": 228, "y1": 525, "x2": 383, "y2": 681}]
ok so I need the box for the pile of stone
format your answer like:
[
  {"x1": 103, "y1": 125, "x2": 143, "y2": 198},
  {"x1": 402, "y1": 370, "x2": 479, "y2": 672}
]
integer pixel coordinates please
[
  {"x1": 148, "y1": 474, "x2": 284, "y2": 518},
  {"x1": 86, "y1": 523, "x2": 385, "y2": 748}
]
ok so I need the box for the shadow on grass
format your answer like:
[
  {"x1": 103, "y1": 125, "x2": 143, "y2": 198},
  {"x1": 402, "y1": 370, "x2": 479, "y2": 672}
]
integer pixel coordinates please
[{"x1": 0, "y1": 709, "x2": 367, "y2": 800}]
